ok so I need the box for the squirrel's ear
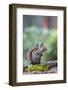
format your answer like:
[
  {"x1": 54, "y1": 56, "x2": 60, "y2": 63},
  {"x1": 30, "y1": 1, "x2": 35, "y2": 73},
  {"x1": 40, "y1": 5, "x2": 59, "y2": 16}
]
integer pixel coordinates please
[
  {"x1": 41, "y1": 43, "x2": 43, "y2": 46},
  {"x1": 36, "y1": 44, "x2": 38, "y2": 48}
]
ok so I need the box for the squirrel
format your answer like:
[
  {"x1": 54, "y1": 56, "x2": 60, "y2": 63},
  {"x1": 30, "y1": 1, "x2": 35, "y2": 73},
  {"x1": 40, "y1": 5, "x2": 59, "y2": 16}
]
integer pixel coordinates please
[{"x1": 28, "y1": 42, "x2": 47, "y2": 65}]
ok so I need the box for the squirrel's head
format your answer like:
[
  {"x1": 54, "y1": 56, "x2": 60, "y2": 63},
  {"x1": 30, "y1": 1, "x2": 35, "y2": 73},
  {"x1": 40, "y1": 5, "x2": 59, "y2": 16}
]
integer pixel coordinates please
[
  {"x1": 36, "y1": 42, "x2": 47, "y2": 53},
  {"x1": 36, "y1": 42, "x2": 43, "y2": 48}
]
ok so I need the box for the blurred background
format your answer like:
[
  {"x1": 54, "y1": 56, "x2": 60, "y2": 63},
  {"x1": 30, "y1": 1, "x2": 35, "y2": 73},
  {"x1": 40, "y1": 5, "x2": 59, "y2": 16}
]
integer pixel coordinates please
[{"x1": 23, "y1": 15, "x2": 57, "y2": 67}]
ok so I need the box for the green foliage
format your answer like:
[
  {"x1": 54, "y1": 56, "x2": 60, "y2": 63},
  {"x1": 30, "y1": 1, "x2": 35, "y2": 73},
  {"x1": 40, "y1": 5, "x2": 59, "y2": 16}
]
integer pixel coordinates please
[
  {"x1": 42, "y1": 30, "x2": 57, "y2": 62},
  {"x1": 26, "y1": 64, "x2": 49, "y2": 72}
]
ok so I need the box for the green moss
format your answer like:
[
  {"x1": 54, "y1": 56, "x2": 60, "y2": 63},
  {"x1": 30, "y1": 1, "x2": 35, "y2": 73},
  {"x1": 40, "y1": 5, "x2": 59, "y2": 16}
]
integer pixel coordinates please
[{"x1": 26, "y1": 64, "x2": 49, "y2": 72}]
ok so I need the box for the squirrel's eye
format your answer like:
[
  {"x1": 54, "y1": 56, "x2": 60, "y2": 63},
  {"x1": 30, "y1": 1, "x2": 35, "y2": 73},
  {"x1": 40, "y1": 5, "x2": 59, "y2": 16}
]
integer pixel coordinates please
[{"x1": 37, "y1": 53, "x2": 40, "y2": 55}]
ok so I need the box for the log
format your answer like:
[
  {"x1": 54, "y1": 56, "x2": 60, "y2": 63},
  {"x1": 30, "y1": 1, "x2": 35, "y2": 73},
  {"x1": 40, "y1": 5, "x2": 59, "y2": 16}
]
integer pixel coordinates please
[
  {"x1": 44, "y1": 60, "x2": 57, "y2": 65},
  {"x1": 23, "y1": 60, "x2": 57, "y2": 72}
]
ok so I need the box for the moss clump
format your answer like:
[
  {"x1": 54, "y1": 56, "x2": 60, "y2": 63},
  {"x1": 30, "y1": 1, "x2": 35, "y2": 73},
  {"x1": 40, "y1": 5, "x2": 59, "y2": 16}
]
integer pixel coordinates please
[{"x1": 26, "y1": 64, "x2": 49, "y2": 72}]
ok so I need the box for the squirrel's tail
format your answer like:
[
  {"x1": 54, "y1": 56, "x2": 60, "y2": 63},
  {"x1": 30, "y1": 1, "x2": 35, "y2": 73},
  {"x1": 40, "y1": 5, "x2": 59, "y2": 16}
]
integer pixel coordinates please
[{"x1": 27, "y1": 48, "x2": 38, "y2": 64}]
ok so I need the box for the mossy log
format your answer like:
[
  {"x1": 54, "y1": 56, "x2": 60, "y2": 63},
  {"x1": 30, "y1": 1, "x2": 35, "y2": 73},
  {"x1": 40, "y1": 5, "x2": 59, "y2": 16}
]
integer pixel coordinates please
[{"x1": 23, "y1": 60, "x2": 57, "y2": 73}]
